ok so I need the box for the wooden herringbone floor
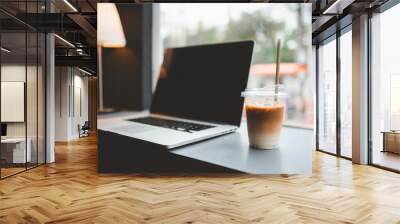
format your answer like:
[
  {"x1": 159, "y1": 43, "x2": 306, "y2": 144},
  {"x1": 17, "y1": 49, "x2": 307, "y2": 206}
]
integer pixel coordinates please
[{"x1": 1, "y1": 135, "x2": 400, "y2": 224}]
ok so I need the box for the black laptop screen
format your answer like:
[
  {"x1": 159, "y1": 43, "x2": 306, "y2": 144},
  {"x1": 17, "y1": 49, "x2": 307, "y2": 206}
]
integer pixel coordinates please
[
  {"x1": 1, "y1": 123, "x2": 7, "y2": 137},
  {"x1": 150, "y1": 41, "x2": 254, "y2": 126}
]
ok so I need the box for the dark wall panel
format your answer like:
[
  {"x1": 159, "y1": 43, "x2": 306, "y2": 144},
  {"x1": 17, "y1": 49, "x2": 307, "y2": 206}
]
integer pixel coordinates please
[{"x1": 102, "y1": 4, "x2": 152, "y2": 110}]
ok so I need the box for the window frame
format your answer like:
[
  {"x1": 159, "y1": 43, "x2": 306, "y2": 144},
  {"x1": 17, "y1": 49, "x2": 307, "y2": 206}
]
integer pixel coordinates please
[{"x1": 315, "y1": 22, "x2": 352, "y2": 160}]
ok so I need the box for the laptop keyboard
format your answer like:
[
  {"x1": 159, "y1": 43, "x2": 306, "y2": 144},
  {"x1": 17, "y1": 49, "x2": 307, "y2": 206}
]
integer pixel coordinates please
[{"x1": 128, "y1": 117, "x2": 214, "y2": 133}]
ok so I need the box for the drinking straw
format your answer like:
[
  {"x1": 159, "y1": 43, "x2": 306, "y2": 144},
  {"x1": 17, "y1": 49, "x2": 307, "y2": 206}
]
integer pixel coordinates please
[{"x1": 274, "y1": 39, "x2": 281, "y2": 102}]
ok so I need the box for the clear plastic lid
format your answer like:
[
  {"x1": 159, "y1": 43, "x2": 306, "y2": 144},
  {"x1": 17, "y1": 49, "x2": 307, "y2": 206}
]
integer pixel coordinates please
[{"x1": 241, "y1": 85, "x2": 287, "y2": 98}]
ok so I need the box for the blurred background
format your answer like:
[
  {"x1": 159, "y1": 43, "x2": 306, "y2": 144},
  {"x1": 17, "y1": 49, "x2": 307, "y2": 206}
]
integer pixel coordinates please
[{"x1": 157, "y1": 4, "x2": 312, "y2": 128}]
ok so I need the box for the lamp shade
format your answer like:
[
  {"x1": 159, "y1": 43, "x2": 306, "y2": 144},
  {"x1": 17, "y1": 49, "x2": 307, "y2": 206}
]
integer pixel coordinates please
[{"x1": 97, "y1": 3, "x2": 126, "y2": 48}]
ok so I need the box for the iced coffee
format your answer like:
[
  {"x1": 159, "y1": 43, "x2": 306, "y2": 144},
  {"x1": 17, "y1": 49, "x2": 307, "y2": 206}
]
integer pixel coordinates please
[{"x1": 241, "y1": 86, "x2": 286, "y2": 149}]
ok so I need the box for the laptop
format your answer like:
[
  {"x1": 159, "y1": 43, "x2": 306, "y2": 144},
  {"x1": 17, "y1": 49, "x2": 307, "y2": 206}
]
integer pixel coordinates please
[
  {"x1": 1, "y1": 123, "x2": 7, "y2": 140},
  {"x1": 109, "y1": 41, "x2": 254, "y2": 149}
]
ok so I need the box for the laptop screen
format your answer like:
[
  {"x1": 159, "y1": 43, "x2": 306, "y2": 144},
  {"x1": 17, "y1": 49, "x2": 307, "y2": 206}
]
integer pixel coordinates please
[
  {"x1": 150, "y1": 41, "x2": 254, "y2": 126},
  {"x1": 1, "y1": 123, "x2": 7, "y2": 137}
]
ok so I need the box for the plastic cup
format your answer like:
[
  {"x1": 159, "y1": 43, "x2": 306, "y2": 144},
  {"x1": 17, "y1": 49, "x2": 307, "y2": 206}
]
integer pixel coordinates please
[{"x1": 241, "y1": 85, "x2": 286, "y2": 149}]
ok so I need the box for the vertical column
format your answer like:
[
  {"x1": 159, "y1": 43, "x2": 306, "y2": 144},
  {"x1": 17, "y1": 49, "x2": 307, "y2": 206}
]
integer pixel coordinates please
[
  {"x1": 46, "y1": 34, "x2": 55, "y2": 163},
  {"x1": 46, "y1": 1, "x2": 55, "y2": 163},
  {"x1": 352, "y1": 14, "x2": 369, "y2": 164}
]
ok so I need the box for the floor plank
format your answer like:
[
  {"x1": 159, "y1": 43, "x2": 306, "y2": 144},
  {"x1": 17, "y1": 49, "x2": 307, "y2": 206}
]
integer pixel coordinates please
[{"x1": 1, "y1": 135, "x2": 400, "y2": 223}]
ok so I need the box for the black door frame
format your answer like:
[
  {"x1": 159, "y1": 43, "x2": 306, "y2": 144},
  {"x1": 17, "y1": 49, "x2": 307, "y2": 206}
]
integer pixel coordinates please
[{"x1": 315, "y1": 22, "x2": 352, "y2": 161}]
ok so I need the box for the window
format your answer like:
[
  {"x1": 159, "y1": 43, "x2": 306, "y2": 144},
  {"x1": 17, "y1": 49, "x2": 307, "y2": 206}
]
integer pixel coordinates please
[
  {"x1": 371, "y1": 3, "x2": 400, "y2": 171},
  {"x1": 157, "y1": 3, "x2": 313, "y2": 128},
  {"x1": 317, "y1": 38, "x2": 337, "y2": 154},
  {"x1": 340, "y1": 29, "x2": 352, "y2": 158}
]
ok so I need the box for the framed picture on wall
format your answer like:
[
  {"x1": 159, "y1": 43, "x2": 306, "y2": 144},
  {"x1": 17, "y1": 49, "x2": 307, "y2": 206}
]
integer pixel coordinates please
[{"x1": 1, "y1": 81, "x2": 25, "y2": 122}]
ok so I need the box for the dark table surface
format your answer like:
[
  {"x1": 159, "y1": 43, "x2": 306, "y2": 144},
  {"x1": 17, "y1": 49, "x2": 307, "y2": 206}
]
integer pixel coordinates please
[{"x1": 98, "y1": 111, "x2": 314, "y2": 174}]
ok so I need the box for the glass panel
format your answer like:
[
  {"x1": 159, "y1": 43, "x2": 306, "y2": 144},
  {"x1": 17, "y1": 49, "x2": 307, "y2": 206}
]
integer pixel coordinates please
[
  {"x1": 27, "y1": 31, "x2": 38, "y2": 169},
  {"x1": 371, "y1": 5, "x2": 400, "y2": 171},
  {"x1": 317, "y1": 38, "x2": 337, "y2": 154},
  {"x1": 25, "y1": 0, "x2": 44, "y2": 169},
  {"x1": 36, "y1": 0, "x2": 46, "y2": 165},
  {"x1": 0, "y1": 1, "x2": 46, "y2": 178},
  {"x1": 159, "y1": 4, "x2": 313, "y2": 128},
  {"x1": 340, "y1": 30, "x2": 352, "y2": 158},
  {"x1": 1, "y1": 31, "x2": 28, "y2": 177}
]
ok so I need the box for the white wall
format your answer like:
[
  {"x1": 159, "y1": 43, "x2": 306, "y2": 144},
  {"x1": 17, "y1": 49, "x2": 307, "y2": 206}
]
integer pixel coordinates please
[
  {"x1": 55, "y1": 67, "x2": 70, "y2": 141},
  {"x1": 55, "y1": 67, "x2": 89, "y2": 141},
  {"x1": 72, "y1": 73, "x2": 89, "y2": 138}
]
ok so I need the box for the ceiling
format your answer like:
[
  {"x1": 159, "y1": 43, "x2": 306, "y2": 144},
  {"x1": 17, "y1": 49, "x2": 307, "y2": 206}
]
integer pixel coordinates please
[
  {"x1": 311, "y1": 0, "x2": 390, "y2": 43},
  {"x1": 0, "y1": 0, "x2": 394, "y2": 74}
]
